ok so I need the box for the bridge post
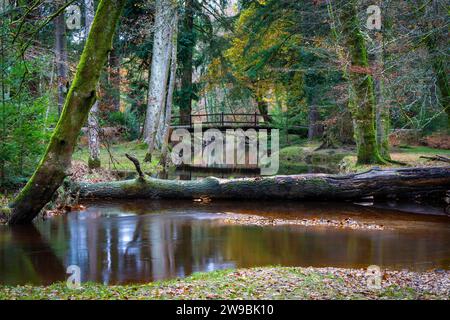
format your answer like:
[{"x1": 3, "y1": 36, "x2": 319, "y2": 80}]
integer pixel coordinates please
[
  {"x1": 221, "y1": 112, "x2": 224, "y2": 126},
  {"x1": 254, "y1": 112, "x2": 258, "y2": 126}
]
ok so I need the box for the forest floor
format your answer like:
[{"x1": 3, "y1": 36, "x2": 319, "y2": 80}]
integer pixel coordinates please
[
  {"x1": 1, "y1": 266, "x2": 448, "y2": 300},
  {"x1": 279, "y1": 140, "x2": 450, "y2": 173},
  {"x1": 70, "y1": 140, "x2": 450, "y2": 178}
]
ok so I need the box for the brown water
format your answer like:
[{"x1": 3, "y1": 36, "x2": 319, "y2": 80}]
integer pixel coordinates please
[{"x1": 0, "y1": 200, "x2": 449, "y2": 286}]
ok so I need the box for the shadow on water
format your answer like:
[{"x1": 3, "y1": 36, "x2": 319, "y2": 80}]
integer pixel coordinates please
[{"x1": 0, "y1": 200, "x2": 449, "y2": 285}]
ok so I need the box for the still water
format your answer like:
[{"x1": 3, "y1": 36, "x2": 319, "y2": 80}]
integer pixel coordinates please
[{"x1": 0, "y1": 200, "x2": 449, "y2": 285}]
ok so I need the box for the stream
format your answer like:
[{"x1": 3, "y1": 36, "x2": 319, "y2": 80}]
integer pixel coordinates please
[{"x1": 0, "y1": 199, "x2": 449, "y2": 285}]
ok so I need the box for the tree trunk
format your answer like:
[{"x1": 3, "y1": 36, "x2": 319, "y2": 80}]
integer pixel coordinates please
[
  {"x1": 87, "y1": 102, "x2": 101, "y2": 169},
  {"x1": 373, "y1": 29, "x2": 391, "y2": 159},
  {"x1": 8, "y1": 0, "x2": 126, "y2": 225},
  {"x1": 340, "y1": 0, "x2": 384, "y2": 164},
  {"x1": 77, "y1": 167, "x2": 450, "y2": 201},
  {"x1": 144, "y1": 0, "x2": 176, "y2": 160},
  {"x1": 421, "y1": 0, "x2": 449, "y2": 131},
  {"x1": 255, "y1": 88, "x2": 271, "y2": 123},
  {"x1": 179, "y1": 0, "x2": 195, "y2": 125},
  {"x1": 308, "y1": 105, "x2": 321, "y2": 140},
  {"x1": 160, "y1": 13, "x2": 179, "y2": 165},
  {"x1": 85, "y1": 0, "x2": 101, "y2": 169},
  {"x1": 108, "y1": 44, "x2": 121, "y2": 112},
  {"x1": 54, "y1": 4, "x2": 68, "y2": 117}
]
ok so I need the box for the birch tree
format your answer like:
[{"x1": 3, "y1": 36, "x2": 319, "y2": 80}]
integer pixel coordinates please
[
  {"x1": 86, "y1": 0, "x2": 101, "y2": 169},
  {"x1": 144, "y1": 0, "x2": 177, "y2": 161}
]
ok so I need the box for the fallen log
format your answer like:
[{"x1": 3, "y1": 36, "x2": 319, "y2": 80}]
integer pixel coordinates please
[
  {"x1": 420, "y1": 155, "x2": 450, "y2": 164},
  {"x1": 77, "y1": 167, "x2": 450, "y2": 201}
]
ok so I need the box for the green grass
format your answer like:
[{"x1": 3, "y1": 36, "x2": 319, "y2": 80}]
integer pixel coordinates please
[
  {"x1": 0, "y1": 267, "x2": 446, "y2": 300},
  {"x1": 396, "y1": 145, "x2": 450, "y2": 154}
]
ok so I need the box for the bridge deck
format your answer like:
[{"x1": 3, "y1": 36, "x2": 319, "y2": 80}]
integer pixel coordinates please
[{"x1": 170, "y1": 113, "x2": 307, "y2": 135}]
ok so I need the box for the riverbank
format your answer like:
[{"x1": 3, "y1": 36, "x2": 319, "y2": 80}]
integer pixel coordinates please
[
  {"x1": 71, "y1": 140, "x2": 450, "y2": 176},
  {"x1": 1, "y1": 267, "x2": 448, "y2": 300}
]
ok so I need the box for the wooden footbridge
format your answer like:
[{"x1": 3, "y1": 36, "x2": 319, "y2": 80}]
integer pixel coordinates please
[{"x1": 170, "y1": 112, "x2": 307, "y2": 135}]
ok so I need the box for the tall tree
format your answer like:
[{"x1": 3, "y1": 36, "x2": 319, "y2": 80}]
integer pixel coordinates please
[
  {"x1": 54, "y1": 1, "x2": 68, "y2": 116},
  {"x1": 371, "y1": 0, "x2": 390, "y2": 159},
  {"x1": 418, "y1": 0, "x2": 449, "y2": 131},
  {"x1": 160, "y1": 11, "x2": 179, "y2": 165},
  {"x1": 179, "y1": 0, "x2": 195, "y2": 125},
  {"x1": 8, "y1": 0, "x2": 126, "y2": 225},
  {"x1": 86, "y1": 0, "x2": 101, "y2": 169},
  {"x1": 144, "y1": 0, "x2": 177, "y2": 160},
  {"x1": 108, "y1": 44, "x2": 121, "y2": 112},
  {"x1": 340, "y1": 0, "x2": 385, "y2": 164}
]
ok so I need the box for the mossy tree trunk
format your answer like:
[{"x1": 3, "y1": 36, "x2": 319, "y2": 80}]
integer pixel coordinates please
[
  {"x1": 371, "y1": 2, "x2": 391, "y2": 160},
  {"x1": 340, "y1": 0, "x2": 385, "y2": 164},
  {"x1": 8, "y1": 0, "x2": 126, "y2": 225}
]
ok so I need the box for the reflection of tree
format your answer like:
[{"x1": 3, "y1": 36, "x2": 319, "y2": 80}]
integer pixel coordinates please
[
  {"x1": 4, "y1": 200, "x2": 447, "y2": 285},
  {"x1": 2, "y1": 225, "x2": 66, "y2": 285}
]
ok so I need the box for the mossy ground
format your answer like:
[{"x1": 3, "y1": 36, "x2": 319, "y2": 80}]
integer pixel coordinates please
[{"x1": 1, "y1": 266, "x2": 448, "y2": 300}]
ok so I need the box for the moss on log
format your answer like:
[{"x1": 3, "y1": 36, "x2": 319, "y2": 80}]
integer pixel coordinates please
[{"x1": 78, "y1": 167, "x2": 450, "y2": 201}]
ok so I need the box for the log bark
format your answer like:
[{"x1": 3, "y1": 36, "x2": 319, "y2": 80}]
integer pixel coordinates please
[
  {"x1": 8, "y1": 0, "x2": 126, "y2": 225},
  {"x1": 77, "y1": 167, "x2": 450, "y2": 201}
]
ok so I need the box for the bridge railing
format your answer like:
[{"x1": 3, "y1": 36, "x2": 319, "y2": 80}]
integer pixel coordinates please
[{"x1": 171, "y1": 112, "x2": 262, "y2": 127}]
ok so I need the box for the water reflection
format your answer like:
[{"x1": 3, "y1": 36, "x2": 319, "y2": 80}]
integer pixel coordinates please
[{"x1": 0, "y1": 200, "x2": 449, "y2": 285}]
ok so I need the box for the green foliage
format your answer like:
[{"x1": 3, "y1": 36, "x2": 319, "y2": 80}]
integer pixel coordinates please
[
  {"x1": 106, "y1": 108, "x2": 140, "y2": 141},
  {"x1": 0, "y1": 14, "x2": 56, "y2": 189}
]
